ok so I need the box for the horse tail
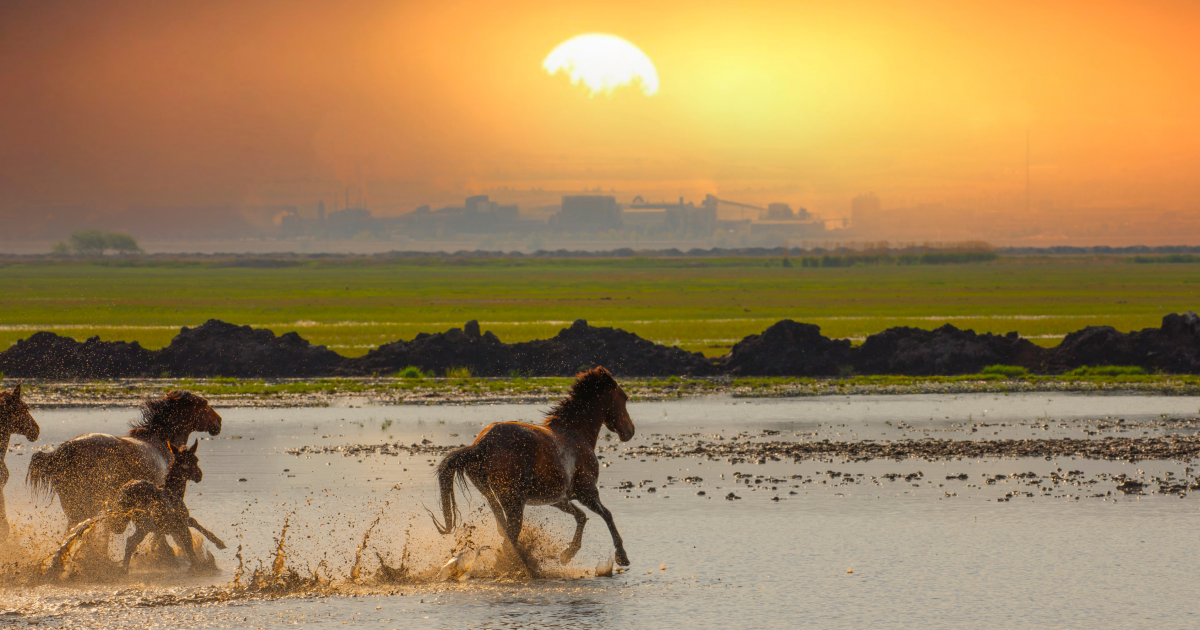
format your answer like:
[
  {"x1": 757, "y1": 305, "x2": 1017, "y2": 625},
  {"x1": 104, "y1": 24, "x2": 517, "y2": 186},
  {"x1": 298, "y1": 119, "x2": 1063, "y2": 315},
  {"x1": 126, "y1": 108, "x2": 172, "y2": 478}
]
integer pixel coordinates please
[
  {"x1": 27, "y1": 450, "x2": 62, "y2": 502},
  {"x1": 429, "y1": 444, "x2": 483, "y2": 535}
]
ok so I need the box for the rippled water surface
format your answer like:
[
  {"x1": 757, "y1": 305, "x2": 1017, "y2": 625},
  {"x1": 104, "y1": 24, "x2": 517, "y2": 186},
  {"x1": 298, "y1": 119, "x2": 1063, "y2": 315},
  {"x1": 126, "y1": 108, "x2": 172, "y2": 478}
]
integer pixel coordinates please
[{"x1": 4, "y1": 393, "x2": 1200, "y2": 629}]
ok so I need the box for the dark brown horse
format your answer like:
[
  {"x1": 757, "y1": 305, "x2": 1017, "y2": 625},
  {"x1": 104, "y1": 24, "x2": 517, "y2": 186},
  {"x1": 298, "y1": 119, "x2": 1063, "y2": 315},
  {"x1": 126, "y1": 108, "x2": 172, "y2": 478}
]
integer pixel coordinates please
[
  {"x1": 1, "y1": 384, "x2": 40, "y2": 541},
  {"x1": 28, "y1": 390, "x2": 221, "y2": 530},
  {"x1": 106, "y1": 440, "x2": 226, "y2": 570},
  {"x1": 431, "y1": 366, "x2": 636, "y2": 575}
]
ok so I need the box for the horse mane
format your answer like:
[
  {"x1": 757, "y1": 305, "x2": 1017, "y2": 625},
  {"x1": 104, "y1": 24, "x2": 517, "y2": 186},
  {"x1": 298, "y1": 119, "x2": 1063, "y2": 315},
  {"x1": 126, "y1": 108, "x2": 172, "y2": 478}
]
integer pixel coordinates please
[
  {"x1": 129, "y1": 390, "x2": 204, "y2": 438},
  {"x1": 545, "y1": 367, "x2": 618, "y2": 430}
]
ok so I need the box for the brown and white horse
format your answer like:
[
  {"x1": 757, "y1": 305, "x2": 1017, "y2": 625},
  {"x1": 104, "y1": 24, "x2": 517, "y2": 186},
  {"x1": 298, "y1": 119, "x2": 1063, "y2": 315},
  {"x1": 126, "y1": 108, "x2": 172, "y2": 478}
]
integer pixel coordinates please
[
  {"x1": 28, "y1": 390, "x2": 221, "y2": 530},
  {"x1": 431, "y1": 366, "x2": 636, "y2": 576},
  {"x1": 1, "y1": 384, "x2": 40, "y2": 541}
]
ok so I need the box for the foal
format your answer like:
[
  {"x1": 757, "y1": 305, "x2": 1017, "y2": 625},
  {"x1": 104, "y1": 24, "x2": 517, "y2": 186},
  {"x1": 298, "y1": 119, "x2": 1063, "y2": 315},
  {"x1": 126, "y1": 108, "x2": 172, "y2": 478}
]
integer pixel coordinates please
[
  {"x1": 431, "y1": 366, "x2": 636, "y2": 575},
  {"x1": 106, "y1": 440, "x2": 226, "y2": 570}
]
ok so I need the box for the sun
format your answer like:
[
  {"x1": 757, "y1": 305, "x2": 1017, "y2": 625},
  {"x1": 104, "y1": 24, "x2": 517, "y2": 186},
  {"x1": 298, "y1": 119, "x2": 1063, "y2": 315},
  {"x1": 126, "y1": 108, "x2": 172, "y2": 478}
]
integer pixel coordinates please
[{"x1": 542, "y1": 34, "x2": 659, "y2": 97}]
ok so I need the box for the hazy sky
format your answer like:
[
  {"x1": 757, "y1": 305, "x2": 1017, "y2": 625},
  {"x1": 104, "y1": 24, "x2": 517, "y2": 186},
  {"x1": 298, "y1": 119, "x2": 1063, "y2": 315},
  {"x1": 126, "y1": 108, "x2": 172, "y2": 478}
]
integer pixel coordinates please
[{"x1": 3, "y1": 0, "x2": 1199, "y2": 216}]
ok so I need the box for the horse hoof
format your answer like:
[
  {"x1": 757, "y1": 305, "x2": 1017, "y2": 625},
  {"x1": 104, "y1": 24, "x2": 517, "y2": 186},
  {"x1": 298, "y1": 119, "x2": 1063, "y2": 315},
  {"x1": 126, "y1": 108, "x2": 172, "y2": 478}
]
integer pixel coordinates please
[
  {"x1": 560, "y1": 548, "x2": 579, "y2": 565},
  {"x1": 615, "y1": 550, "x2": 631, "y2": 566}
]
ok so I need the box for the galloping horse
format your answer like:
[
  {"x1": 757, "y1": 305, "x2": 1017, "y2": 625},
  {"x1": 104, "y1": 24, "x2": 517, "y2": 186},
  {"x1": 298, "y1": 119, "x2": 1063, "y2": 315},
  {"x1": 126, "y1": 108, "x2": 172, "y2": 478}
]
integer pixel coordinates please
[
  {"x1": 1, "y1": 384, "x2": 40, "y2": 541},
  {"x1": 28, "y1": 390, "x2": 221, "y2": 530},
  {"x1": 431, "y1": 366, "x2": 636, "y2": 575},
  {"x1": 106, "y1": 440, "x2": 226, "y2": 570}
]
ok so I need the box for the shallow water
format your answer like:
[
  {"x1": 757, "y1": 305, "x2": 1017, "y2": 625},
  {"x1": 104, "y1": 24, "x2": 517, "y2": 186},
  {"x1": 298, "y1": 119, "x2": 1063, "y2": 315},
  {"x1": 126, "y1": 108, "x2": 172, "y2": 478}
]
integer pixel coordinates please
[{"x1": 4, "y1": 393, "x2": 1200, "y2": 629}]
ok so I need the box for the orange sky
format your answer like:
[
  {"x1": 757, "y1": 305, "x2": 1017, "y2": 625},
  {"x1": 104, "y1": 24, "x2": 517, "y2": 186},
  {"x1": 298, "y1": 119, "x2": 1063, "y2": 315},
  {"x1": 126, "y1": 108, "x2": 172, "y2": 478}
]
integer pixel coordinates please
[{"x1": 2, "y1": 0, "x2": 1199, "y2": 219}]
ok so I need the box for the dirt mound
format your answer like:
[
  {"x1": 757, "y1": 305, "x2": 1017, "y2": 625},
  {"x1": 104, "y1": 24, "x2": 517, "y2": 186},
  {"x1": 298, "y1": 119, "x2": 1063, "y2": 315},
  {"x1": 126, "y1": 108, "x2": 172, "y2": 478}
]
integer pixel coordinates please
[
  {"x1": 350, "y1": 320, "x2": 718, "y2": 377},
  {"x1": 6, "y1": 313, "x2": 1200, "y2": 379},
  {"x1": 719, "y1": 320, "x2": 853, "y2": 376},
  {"x1": 511, "y1": 320, "x2": 719, "y2": 377},
  {"x1": 1045, "y1": 311, "x2": 1200, "y2": 373},
  {"x1": 157, "y1": 320, "x2": 346, "y2": 377},
  {"x1": 852, "y1": 324, "x2": 1044, "y2": 375},
  {"x1": 347, "y1": 320, "x2": 514, "y2": 376},
  {"x1": 0, "y1": 332, "x2": 159, "y2": 378}
]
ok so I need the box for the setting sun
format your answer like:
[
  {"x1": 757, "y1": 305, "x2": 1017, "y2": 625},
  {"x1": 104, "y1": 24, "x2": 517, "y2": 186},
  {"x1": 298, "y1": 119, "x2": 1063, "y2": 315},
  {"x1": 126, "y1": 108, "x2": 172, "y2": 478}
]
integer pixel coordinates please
[{"x1": 542, "y1": 33, "x2": 659, "y2": 97}]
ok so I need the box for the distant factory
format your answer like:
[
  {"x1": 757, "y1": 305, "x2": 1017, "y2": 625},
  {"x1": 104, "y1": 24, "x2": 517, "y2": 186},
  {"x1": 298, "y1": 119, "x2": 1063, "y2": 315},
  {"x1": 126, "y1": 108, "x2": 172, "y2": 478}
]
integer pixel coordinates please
[{"x1": 275, "y1": 192, "x2": 832, "y2": 241}]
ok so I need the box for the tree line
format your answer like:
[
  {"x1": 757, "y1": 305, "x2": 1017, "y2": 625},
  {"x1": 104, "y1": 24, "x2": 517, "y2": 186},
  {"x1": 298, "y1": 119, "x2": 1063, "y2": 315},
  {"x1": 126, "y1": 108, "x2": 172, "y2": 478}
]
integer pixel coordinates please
[{"x1": 52, "y1": 230, "x2": 143, "y2": 256}]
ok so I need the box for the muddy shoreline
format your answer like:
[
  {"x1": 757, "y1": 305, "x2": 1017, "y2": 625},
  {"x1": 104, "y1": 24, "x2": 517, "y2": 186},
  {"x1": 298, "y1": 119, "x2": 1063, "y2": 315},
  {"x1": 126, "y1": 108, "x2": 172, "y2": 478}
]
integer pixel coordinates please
[{"x1": 5, "y1": 375, "x2": 1200, "y2": 408}]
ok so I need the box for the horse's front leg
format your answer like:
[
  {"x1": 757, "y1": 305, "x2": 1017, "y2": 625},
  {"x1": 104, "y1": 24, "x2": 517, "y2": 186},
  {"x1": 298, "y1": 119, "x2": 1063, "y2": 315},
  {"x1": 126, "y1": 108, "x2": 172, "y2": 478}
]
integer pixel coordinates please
[
  {"x1": 550, "y1": 500, "x2": 587, "y2": 564},
  {"x1": 0, "y1": 463, "x2": 9, "y2": 542},
  {"x1": 577, "y1": 487, "x2": 630, "y2": 566},
  {"x1": 170, "y1": 524, "x2": 201, "y2": 569},
  {"x1": 187, "y1": 517, "x2": 226, "y2": 550}
]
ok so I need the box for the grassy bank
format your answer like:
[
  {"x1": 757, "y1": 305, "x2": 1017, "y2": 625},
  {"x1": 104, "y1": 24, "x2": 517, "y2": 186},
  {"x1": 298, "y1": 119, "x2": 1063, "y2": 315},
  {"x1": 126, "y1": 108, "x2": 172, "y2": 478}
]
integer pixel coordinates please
[{"x1": 1, "y1": 256, "x2": 1197, "y2": 358}]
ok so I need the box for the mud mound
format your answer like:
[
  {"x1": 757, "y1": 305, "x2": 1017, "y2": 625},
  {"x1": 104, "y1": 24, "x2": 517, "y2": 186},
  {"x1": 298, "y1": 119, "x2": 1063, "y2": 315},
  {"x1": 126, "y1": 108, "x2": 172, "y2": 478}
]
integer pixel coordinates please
[
  {"x1": 1045, "y1": 311, "x2": 1200, "y2": 373},
  {"x1": 719, "y1": 320, "x2": 852, "y2": 376},
  {"x1": 511, "y1": 320, "x2": 719, "y2": 377},
  {"x1": 347, "y1": 320, "x2": 514, "y2": 376},
  {"x1": 6, "y1": 312, "x2": 1200, "y2": 379},
  {"x1": 348, "y1": 319, "x2": 717, "y2": 377},
  {"x1": 853, "y1": 324, "x2": 1044, "y2": 375},
  {"x1": 0, "y1": 332, "x2": 158, "y2": 378},
  {"x1": 158, "y1": 320, "x2": 346, "y2": 377}
]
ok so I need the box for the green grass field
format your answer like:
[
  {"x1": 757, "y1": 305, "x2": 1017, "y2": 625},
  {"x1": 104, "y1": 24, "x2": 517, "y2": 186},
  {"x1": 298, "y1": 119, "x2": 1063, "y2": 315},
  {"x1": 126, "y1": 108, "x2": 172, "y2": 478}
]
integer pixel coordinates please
[{"x1": 1, "y1": 256, "x2": 1197, "y2": 358}]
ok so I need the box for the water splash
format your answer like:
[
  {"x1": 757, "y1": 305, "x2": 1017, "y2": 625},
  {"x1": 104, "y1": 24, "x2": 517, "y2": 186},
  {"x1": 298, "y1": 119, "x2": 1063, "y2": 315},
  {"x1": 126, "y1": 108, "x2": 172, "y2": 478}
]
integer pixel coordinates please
[
  {"x1": 349, "y1": 514, "x2": 382, "y2": 583},
  {"x1": 596, "y1": 553, "x2": 614, "y2": 577}
]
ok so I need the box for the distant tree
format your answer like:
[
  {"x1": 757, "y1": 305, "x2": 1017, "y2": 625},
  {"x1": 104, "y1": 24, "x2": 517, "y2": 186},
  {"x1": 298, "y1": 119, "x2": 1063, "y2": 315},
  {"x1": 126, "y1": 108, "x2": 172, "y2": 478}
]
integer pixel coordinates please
[
  {"x1": 104, "y1": 231, "x2": 142, "y2": 254},
  {"x1": 51, "y1": 241, "x2": 71, "y2": 255},
  {"x1": 69, "y1": 230, "x2": 108, "y2": 255},
  {"x1": 67, "y1": 230, "x2": 142, "y2": 256}
]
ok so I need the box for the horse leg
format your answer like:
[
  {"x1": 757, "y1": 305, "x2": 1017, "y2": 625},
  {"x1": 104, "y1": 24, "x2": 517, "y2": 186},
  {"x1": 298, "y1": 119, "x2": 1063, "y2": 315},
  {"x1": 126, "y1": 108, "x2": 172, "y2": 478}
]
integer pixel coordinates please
[
  {"x1": 0, "y1": 468, "x2": 9, "y2": 542},
  {"x1": 550, "y1": 501, "x2": 587, "y2": 564},
  {"x1": 471, "y1": 476, "x2": 509, "y2": 537},
  {"x1": 577, "y1": 489, "x2": 630, "y2": 566},
  {"x1": 495, "y1": 492, "x2": 536, "y2": 578},
  {"x1": 187, "y1": 517, "x2": 226, "y2": 550},
  {"x1": 122, "y1": 524, "x2": 150, "y2": 570},
  {"x1": 148, "y1": 532, "x2": 177, "y2": 563},
  {"x1": 170, "y1": 524, "x2": 200, "y2": 569}
]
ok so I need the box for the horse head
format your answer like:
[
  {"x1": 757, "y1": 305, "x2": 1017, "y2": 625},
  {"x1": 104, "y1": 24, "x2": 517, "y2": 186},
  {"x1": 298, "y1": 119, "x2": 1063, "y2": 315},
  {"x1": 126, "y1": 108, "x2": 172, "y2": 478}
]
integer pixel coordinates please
[
  {"x1": 604, "y1": 381, "x2": 636, "y2": 442},
  {"x1": 168, "y1": 440, "x2": 203, "y2": 484},
  {"x1": 1, "y1": 383, "x2": 39, "y2": 442},
  {"x1": 138, "y1": 390, "x2": 222, "y2": 440}
]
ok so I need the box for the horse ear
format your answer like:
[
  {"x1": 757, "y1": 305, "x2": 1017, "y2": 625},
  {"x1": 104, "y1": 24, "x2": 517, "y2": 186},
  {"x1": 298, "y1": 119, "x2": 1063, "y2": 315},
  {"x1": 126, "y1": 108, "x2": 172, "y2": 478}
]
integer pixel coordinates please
[
  {"x1": 12, "y1": 382, "x2": 21, "y2": 398},
  {"x1": 189, "y1": 440, "x2": 199, "y2": 454}
]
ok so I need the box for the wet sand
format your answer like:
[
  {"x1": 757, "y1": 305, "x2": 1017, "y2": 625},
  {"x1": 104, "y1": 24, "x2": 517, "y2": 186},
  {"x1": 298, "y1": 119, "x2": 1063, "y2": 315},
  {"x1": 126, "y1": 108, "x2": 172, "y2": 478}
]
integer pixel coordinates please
[{"x1": 4, "y1": 393, "x2": 1200, "y2": 628}]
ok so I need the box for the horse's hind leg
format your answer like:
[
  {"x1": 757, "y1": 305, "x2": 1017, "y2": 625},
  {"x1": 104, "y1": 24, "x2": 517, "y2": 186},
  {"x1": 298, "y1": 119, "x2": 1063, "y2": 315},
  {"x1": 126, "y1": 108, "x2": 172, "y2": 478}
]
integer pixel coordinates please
[
  {"x1": 472, "y1": 477, "x2": 509, "y2": 537},
  {"x1": 494, "y1": 492, "x2": 536, "y2": 578},
  {"x1": 551, "y1": 501, "x2": 587, "y2": 564},
  {"x1": 122, "y1": 524, "x2": 150, "y2": 570}
]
